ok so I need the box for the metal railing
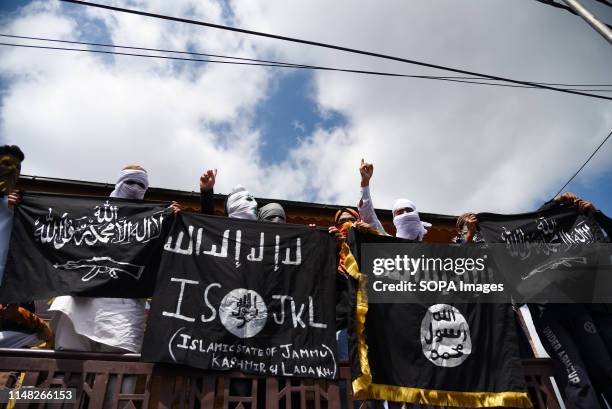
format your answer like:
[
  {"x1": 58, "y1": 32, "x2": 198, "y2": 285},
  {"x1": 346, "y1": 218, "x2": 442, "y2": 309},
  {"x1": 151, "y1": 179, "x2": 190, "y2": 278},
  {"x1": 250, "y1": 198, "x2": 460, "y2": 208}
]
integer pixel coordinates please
[{"x1": 0, "y1": 349, "x2": 563, "y2": 409}]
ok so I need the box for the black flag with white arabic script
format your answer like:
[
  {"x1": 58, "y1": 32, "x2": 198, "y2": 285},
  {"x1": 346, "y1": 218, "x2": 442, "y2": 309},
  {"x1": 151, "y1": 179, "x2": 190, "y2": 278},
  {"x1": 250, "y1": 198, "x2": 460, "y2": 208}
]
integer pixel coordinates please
[
  {"x1": 477, "y1": 205, "x2": 609, "y2": 302},
  {"x1": 141, "y1": 212, "x2": 339, "y2": 379},
  {"x1": 345, "y1": 229, "x2": 532, "y2": 408},
  {"x1": 0, "y1": 192, "x2": 172, "y2": 302}
]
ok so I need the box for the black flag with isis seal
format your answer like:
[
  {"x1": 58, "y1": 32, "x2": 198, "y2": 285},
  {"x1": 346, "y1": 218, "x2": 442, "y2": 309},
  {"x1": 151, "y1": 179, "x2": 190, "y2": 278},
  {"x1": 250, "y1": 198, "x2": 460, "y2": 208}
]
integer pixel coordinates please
[
  {"x1": 344, "y1": 229, "x2": 532, "y2": 408},
  {"x1": 141, "y1": 212, "x2": 339, "y2": 379},
  {"x1": 0, "y1": 192, "x2": 172, "y2": 302}
]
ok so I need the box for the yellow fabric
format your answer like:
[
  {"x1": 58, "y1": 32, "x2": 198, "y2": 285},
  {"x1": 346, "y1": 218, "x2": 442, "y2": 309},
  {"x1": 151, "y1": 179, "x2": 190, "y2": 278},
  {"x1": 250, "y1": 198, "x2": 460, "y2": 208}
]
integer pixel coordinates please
[
  {"x1": 342, "y1": 234, "x2": 533, "y2": 408},
  {"x1": 357, "y1": 384, "x2": 533, "y2": 408},
  {"x1": 6, "y1": 372, "x2": 25, "y2": 409}
]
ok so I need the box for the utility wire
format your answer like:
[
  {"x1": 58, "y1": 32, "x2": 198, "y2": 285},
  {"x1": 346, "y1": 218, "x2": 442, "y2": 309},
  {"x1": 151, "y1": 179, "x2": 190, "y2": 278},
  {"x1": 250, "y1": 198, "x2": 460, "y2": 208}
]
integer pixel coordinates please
[
  {"x1": 534, "y1": 0, "x2": 612, "y2": 29},
  {"x1": 594, "y1": 0, "x2": 612, "y2": 9},
  {"x1": 3, "y1": 33, "x2": 612, "y2": 90},
  {"x1": 0, "y1": 33, "x2": 306, "y2": 68},
  {"x1": 5, "y1": 41, "x2": 612, "y2": 93},
  {"x1": 59, "y1": 0, "x2": 612, "y2": 101},
  {"x1": 552, "y1": 128, "x2": 612, "y2": 198}
]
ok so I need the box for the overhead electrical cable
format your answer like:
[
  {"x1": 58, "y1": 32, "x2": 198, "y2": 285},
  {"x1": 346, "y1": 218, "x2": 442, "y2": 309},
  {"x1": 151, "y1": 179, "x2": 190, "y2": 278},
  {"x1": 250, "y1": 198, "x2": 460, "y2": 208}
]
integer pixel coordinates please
[
  {"x1": 58, "y1": 0, "x2": 612, "y2": 101},
  {"x1": 4, "y1": 41, "x2": 612, "y2": 94},
  {"x1": 533, "y1": 0, "x2": 612, "y2": 29},
  {"x1": 2, "y1": 33, "x2": 612, "y2": 90},
  {"x1": 552, "y1": 129, "x2": 612, "y2": 198}
]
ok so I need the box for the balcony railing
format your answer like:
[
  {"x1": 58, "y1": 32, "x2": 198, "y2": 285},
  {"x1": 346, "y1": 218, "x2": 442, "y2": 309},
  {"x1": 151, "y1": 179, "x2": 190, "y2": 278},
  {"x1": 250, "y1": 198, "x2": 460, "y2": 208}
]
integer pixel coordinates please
[{"x1": 0, "y1": 349, "x2": 564, "y2": 409}]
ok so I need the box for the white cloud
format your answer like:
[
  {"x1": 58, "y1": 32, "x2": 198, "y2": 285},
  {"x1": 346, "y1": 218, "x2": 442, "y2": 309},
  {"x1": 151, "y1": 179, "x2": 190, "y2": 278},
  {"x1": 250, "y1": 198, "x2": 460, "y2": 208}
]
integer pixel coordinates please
[
  {"x1": 230, "y1": 0, "x2": 612, "y2": 213},
  {"x1": 1, "y1": 0, "x2": 611, "y2": 216}
]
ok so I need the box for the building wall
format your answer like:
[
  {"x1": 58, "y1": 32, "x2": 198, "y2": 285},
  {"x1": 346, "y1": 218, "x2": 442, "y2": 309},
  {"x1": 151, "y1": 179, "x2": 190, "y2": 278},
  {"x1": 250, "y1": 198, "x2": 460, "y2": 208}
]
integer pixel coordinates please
[{"x1": 17, "y1": 175, "x2": 459, "y2": 242}]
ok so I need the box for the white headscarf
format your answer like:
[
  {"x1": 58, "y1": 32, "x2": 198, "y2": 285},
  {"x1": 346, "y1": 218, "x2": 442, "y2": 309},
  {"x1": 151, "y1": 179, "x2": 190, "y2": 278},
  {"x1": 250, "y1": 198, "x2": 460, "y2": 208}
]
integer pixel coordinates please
[
  {"x1": 226, "y1": 185, "x2": 258, "y2": 220},
  {"x1": 258, "y1": 203, "x2": 286, "y2": 223},
  {"x1": 110, "y1": 169, "x2": 149, "y2": 200},
  {"x1": 392, "y1": 198, "x2": 430, "y2": 241}
]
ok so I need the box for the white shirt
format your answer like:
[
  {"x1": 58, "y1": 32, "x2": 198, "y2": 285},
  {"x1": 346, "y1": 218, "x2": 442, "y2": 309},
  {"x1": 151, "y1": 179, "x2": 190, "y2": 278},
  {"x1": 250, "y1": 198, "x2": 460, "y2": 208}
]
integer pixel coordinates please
[
  {"x1": 358, "y1": 185, "x2": 388, "y2": 235},
  {"x1": 50, "y1": 296, "x2": 146, "y2": 353}
]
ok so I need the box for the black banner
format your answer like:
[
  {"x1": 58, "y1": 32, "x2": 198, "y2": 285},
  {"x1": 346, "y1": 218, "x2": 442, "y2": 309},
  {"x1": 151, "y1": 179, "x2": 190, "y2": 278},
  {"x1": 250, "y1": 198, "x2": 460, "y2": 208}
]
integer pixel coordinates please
[
  {"x1": 346, "y1": 230, "x2": 531, "y2": 407},
  {"x1": 478, "y1": 206, "x2": 611, "y2": 302},
  {"x1": 0, "y1": 192, "x2": 171, "y2": 302},
  {"x1": 477, "y1": 205, "x2": 606, "y2": 247},
  {"x1": 141, "y1": 212, "x2": 338, "y2": 379}
]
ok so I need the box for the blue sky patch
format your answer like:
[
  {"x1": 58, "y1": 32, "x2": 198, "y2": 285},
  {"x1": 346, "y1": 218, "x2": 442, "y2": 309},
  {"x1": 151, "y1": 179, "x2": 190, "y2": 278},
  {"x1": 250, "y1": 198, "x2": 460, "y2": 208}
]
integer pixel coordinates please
[{"x1": 254, "y1": 69, "x2": 347, "y2": 164}]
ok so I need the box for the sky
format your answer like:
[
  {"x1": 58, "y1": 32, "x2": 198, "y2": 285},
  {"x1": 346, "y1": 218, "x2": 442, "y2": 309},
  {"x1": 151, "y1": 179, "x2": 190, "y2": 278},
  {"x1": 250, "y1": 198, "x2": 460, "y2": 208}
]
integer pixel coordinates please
[{"x1": 0, "y1": 0, "x2": 610, "y2": 216}]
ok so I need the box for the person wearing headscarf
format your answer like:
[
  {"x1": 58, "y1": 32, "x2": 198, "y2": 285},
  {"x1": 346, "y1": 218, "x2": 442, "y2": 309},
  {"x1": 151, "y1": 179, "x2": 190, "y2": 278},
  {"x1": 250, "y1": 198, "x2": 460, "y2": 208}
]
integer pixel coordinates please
[
  {"x1": 334, "y1": 207, "x2": 360, "y2": 226},
  {"x1": 0, "y1": 145, "x2": 24, "y2": 196},
  {"x1": 49, "y1": 166, "x2": 151, "y2": 353},
  {"x1": 0, "y1": 146, "x2": 52, "y2": 348},
  {"x1": 110, "y1": 166, "x2": 149, "y2": 200},
  {"x1": 358, "y1": 159, "x2": 430, "y2": 241},
  {"x1": 225, "y1": 184, "x2": 258, "y2": 220},
  {"x1": 258, "y1": 202, "x2": 286, "y2": 223},
  {"x1": 0, "y1": 145, "x2": 24, "y2": 286}
]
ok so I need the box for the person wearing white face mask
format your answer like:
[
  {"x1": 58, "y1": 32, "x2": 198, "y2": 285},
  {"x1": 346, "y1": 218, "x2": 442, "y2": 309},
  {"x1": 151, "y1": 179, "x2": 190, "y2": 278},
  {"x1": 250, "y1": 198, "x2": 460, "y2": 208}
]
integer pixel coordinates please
[
  {"x1": 225, "y1": 184, "x2": 258, "y2": 220},
  {"x1": 358, "y1": 159, "x2": 430, "y2": 241},
  {"x1": 49, "y1": 166, "x2": 152, "y2": 353},
  {"x1": 110, "y1": 167, "x2": 149, "y2": 200}
]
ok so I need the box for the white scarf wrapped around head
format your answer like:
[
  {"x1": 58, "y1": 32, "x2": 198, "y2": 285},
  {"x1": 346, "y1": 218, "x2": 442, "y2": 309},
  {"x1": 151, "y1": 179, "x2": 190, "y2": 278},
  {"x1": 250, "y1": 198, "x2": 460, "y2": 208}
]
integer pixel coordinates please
[
  {"x1": 110, "y1": 169, "x2": 149, "y2": 200},
  {"x1": 226, "y1": 185, "x2": 258, "y2": 220},
  {"x1": 392, "y1": 198, "x2": 430, "y2": 241}
]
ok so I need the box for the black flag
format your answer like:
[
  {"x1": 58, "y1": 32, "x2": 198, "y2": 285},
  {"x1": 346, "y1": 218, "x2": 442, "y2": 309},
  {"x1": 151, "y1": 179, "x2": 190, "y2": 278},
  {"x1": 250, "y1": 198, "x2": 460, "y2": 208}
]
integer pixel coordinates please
[
  {"x1": 477, "y1": 205, "x2": 606, "y2": 247},
  {"x1": 345, "y1": 229, "x2": 532, "y2": 408},
  {"x1": 478, "y1": 206, "x2": 609, "y2": 303},
  {"x1": 0, "y1": 192, "x2": 171, "y2": 302},
  {"x1": 141, "y1": 212, "x2": 339, "y2": 379}
]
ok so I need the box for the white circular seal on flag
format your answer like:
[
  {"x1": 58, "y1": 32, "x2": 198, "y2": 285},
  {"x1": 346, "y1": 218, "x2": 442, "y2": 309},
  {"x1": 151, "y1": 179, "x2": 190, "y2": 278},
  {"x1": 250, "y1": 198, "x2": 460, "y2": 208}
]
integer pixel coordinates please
[
  {"x1": 420, "y1": 304, "x2": 472, "y2": 368},
  {"x1": 219, "y1": 289, "x2": 268, "y2": 338}
]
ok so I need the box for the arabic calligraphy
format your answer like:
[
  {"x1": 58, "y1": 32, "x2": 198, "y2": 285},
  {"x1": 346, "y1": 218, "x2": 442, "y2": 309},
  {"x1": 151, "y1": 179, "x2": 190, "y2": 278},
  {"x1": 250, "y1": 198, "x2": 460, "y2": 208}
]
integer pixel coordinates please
[
  {"x1": 420, "y1": 304, "x2": 472, "y2": 367},
  {"x1": 219, "y1": 289, "x2": 268, "y2": 338},
  {"x1": 34, "y1": 201, "x2": 166, "y2": 249},
  {"x1": 231, "y1": 293, "x2": 259, "y2": 329},
  {"x1": 164, "y1": 225, "x2": 302, "y2": 269},
  {"x1": 500, "y1": 218, "x2": 597, "y2": 260}
]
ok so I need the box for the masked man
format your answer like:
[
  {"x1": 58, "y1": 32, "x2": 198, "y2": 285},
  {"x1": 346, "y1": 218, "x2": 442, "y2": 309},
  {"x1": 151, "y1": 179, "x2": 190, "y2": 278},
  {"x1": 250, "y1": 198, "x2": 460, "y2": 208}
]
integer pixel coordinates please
[
  {"x1": 0, "y1": 145, "x2": 24, "y2": 285},
  {"x1": 49, "y1": 166, "x2": 150, "y2": 353},
  {"x1": 457, "y1": 193, "x2": 612, "y2": 409},
  {"x1": 225, "y1": 185, "x2": 258, "y2": 219},
  {"x1": 258, "y1": 203, "x2": 286, "y2": 223},
  {"x1": 358, "y1": 159, "x2": 430, "y2": 240}
]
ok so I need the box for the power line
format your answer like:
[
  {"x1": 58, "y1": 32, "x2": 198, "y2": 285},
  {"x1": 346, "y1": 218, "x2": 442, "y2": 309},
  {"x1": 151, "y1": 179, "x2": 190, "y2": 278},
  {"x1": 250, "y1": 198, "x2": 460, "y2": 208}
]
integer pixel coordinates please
[
  {"x1": 552, "y1": 128, "x2": 612, "y2": 198},
  {"x1": 3, "y1": 33, "x2": 612, "y2": 90},
  {"x1": 7, "y1": 41, "x2": 612, "y2": 93},
  {"x1": 594, "y1": 0, "x2": 612, "y2": 8},
  {"x1": 59, "y1": 0, "x2": 612, "y2": 101},
  {"x1": 534, "y1": 0, "x2": 612, "y2": 29},
  {"x1": 0, "y1": 33, "x2": 306, "y2": 68}
]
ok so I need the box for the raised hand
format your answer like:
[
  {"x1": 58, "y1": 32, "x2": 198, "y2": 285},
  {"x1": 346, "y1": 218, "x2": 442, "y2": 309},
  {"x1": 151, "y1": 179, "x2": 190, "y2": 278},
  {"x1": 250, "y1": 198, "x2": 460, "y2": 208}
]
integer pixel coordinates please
[
  {"x1": 457, "y1": 213, "x2": 478, "y2": 243},
  {"x1": 353, "y1": 220, "x2": 373, "y2": 232},
  {"x1": 360, "y1": 158, "x2": 374, "y2": 187},
  {"x1": 7, "y1": 191, "x2": 21, "y2": 208},
  {"x1": 169, "y1": 201, "x2": 183, "y2": 214},
  {"x1": 554, "y1": 192, "x2": 596, "y2": 214},
  {"x1": 200, "y1": 169, "x2": 217, "y2": 191},
  {"x1": 328, "y1": 226, "x2": 346, "y2": 249}
]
